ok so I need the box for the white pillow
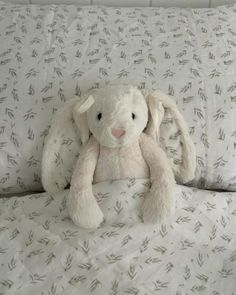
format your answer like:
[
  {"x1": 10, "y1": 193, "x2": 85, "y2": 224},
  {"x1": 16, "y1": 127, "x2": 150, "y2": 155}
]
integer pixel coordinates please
[{"x1": 0, "y1": 2, "x2": 236, "y2": 193}]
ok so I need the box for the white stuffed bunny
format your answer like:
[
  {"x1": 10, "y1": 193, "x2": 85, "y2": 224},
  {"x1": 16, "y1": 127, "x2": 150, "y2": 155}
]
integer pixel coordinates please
[{"x1": 42, "y1": 85, "x2": 195, "y2": 228}]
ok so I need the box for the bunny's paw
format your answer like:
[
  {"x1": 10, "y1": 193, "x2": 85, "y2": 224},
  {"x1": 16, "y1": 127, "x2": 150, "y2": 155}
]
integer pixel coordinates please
[
  {"x1": 68, "y1": 190, "x2": 104, "y2": 229},
  {"x1": 142, "y1": 191, "x2": 175, "y2": 224}
]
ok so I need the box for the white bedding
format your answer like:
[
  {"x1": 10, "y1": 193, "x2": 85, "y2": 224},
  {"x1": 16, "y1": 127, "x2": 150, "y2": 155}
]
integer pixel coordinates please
[{"x1": 0, "y1": 179, "x2": 236, "y2": 294}]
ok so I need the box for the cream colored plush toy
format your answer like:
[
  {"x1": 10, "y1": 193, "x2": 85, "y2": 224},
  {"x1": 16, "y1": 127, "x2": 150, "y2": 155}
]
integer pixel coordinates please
[{"x1": 42, "y1": 85, "x2": 195, "y2": 229}]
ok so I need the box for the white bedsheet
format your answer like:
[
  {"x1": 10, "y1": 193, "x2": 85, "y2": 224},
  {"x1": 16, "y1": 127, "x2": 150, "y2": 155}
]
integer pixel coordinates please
[{"x1": 0, "y1": 179, "x2": 236, "y2": 294}]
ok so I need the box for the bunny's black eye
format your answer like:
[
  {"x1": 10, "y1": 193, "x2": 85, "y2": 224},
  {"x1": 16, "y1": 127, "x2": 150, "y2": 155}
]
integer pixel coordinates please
[
  {"x1": 132, "y1": 113, "x2": 136, "y2": 120},
  {"x1": 97, "y1": 113, "x2": 102, "y2": 121}
]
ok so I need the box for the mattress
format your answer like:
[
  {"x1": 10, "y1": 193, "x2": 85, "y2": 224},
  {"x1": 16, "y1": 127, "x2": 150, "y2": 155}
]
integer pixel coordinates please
[{"x1": 0, "y1": 179, "x2": 236, "y2": 294}]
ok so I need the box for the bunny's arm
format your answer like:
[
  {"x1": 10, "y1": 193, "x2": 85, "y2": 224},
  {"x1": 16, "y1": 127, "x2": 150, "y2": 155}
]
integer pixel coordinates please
[
  {"x1": 67, "y1": 136, "x2": 104, "y2": 229},
  {"x1": 70, "y1": 136, "x2": 99, "y2": 191},
  {"x1": 140, "y1": 133, "x2": 176, "y2": 223}
]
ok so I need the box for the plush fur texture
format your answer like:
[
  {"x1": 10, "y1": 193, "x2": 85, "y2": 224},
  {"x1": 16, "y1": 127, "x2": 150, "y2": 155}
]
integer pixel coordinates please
[
  {"x1": 41, "y1": 98, "x2": 80, "y2": 194},
  {"x1": 94, "y1": 138, "x2": 150, "y2": 183},
  {"x1": 145, "y1": 91, "x2": 196, "y2": 183},
  {"x1": 42, "y1": 85, "x2": 195, "y2": 228}
]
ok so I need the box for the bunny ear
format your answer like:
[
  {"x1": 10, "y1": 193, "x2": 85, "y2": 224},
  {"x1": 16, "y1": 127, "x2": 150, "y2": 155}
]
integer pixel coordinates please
[
  {"x1": 42, "y1": 95, "x2": 95, "y2": 193},
  {"x1": 73, "y1": 95, "x2": 94, "y2": 145},
  {"x1": 145, "y1": 90, "x2": 196, "y2": 184}
]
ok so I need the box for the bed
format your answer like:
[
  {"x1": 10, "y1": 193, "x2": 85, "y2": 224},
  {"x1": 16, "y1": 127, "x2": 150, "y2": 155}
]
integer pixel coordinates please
[{"x1": 0, "y1": 1, "x2": 236, "y2": 294}]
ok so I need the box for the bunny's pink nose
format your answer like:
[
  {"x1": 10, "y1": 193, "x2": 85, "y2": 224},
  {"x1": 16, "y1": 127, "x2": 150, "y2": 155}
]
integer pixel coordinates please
[{"x1": 111, "y1": 128, "x2": 126, "y2": 138}]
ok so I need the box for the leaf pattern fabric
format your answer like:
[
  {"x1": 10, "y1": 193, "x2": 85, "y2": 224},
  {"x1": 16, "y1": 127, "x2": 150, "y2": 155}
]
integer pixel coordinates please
[
  {"x1": 0, "y1": 179, "x2": 236, "y2": 294},
  {"x1": 1, "y1": 2, "x2": 236, "y2": 194}
]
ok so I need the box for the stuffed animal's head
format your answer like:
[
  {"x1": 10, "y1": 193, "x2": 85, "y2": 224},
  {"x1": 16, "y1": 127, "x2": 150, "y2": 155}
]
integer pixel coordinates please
[{"x1": 74, "y1": 85, "x2": 148, "y2": 148}]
